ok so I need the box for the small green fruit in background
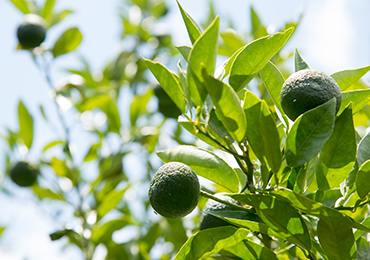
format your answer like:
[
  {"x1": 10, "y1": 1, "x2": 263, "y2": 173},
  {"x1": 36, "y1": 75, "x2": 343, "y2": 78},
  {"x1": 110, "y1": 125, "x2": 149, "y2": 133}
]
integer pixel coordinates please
[
  {"x1": 17, "y1": 14, "x2": 46, "y2": 49},
  {"x1": 10, "y1": 161, "x2": 39, "y2": 187},
  {"x1": 154, "y1": 85, "x2": 182, "y2": 119},
  {"x1": 280, "y1": 69, "x2": 342, "y2": 121},
  {"x1": 148, "y1": 162, "x2": 200, "y2": 218}
]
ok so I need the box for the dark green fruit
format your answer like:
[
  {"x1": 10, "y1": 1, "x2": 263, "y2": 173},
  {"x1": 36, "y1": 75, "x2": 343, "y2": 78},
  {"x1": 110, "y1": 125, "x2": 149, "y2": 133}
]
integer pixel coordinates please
[
  {"x1": 148, "y1": 162, "x2": 200, "y2": 218},
  {"x1": 280, "y1": 69, "x2": 341, "y2": 121},
  {"x1": 200, "y1": 197, "x2": 261, "y2": 230},
  {"x1": 154, "y1": 85, "x2": 181, "y2": 119},
  {"x1": 10, "y1": 161, "x2": 39, "y2": 187},
  {"x1": 17, "y1": 14, "x2": 46, "y2": 49}
]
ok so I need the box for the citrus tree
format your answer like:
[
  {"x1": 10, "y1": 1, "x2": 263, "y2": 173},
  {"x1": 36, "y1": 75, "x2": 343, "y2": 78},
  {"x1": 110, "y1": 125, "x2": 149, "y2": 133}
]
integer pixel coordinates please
[
  {"x1": 145, "y1": 2, "x2": 370, "y2": 260},
  {"x1": 3, "y1": 0, "x2": 370, "y2": 259},
  {"x1": 2, "y1": 0, "x2": 192, "y2": 259}
]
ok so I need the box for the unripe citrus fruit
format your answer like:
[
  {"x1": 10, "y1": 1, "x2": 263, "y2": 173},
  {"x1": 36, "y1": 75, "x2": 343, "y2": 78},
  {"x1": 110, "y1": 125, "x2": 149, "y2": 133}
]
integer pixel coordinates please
[
  {"x1": 17, "y1": 14, "x2": 46, "y2": 49},
  {"x1": 10, "y1": 161, "x2": 39, "y2": 187},
  {"x1": 154, "y1": 85, "x2": 181, "y2": 119},
  {"x1": 280, "y1": 69, "x2": 341, "y2": 121},
  {"x1": 199, "y1": 196, "x2": 261, "y2": 230},
  {"x1": 200, "y1": 198, "x2": 237, "y2": 230},
  {"x1": 148, "y1": 162, "x2": 200, "y2": 218}
]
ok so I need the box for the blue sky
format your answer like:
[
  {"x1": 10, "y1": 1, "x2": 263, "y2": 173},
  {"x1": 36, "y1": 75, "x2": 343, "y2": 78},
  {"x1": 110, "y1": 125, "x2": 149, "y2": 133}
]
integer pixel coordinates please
[{"x1": 0, "y1": 0, "x2": 370, "y2": 259}]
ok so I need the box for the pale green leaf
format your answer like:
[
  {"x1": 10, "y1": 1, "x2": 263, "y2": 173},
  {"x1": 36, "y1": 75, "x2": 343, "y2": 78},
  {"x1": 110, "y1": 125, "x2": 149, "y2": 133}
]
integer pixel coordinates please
[
  {"x1": 52, "y1": 27, "x2": 82, "y2": 57},
  {"x1": 144, "y1": 59, "x2": 186, "y2": 113},
  {"x1": 176, "y1": 0, "x2": 202, "y2": 44},
  {"x1": 356, "y1": 160, "x2": 370, "y2": 199},
  {"x1": 229, "y1": 28, "x2": 294, "y2": 92},
  {"x1": 317, "y1": 208, "x2": 357, "y2": 260},
  {"x1": 357, "y1": 131, "x2": 370, "y2": 166},
  {"x1": 331, "y1": 65, "x2": 370, "y2": 91},
  {"x1": 157, "y1": 145, "x2": 239, "y2": 192},
  {"x1": 339, "y1": 89, "x2": 370, "y2": 115},
  {"x1": 176, "y1": 45, "x2": 191, "y2": 62},
  {"x1": 243, "y1": 91, "x2": 281, "y2": 173},
  {"x1": 18, "y1": 100, "x2": 34, "y2": 149},
  {"x1": 187, "y1": 17, "x2": 219, "y2": 105},
  {"x1": 259, "y1": 61, "x2": 285, "y2": 113},
  {"x1": 9, "y1": 0, "x2": 31, "y2": 14},
  {"x1": 202, "y1": 71, "x2": 246, "y2": 142},
  {"x1": 97, "y1": 187, "x2": 128, "y2": 220},
  {"x1": 42, "y1": 0, "x2": 56, "y2": 20},
  {"x1": 294, "y1": 48, "x2": 310, "y2": 71},
  {"x1": 231, "y1": 193, "x2": 312, "y2": 252},
  {"x1": 174, "y1": 227, "x2": 252, "y2": 260},
  {"x1": 286, "y1": 98, "x2": 336, "y2": 167}
]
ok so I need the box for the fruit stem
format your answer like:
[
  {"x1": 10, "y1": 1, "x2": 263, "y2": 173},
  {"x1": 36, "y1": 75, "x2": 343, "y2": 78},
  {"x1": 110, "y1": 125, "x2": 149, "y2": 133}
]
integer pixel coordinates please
[{"x1": 199, "y1": 190, "x2": 253, "y2": 213}]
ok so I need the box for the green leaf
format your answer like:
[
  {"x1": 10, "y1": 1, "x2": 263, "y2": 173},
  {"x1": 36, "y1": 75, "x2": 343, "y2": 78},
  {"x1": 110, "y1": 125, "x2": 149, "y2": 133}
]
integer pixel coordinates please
[
  {"x1": 356, "y1": 160, "x2": 370, "y2": 199},
  {"x1": 32, "y1": 186, "x2": 64, "y2": 201},
  {"x1": 174, "y1": 227, "x2": 253, "y2": 260},
  {"x1": 294, "y1": 48, "x2": 310, "y2": 71},
  {"x1": 49, "y1": 229, "x2": 83, "y2": 248},
  {"x1": 50, "y1": 157, "x2": 71, "y2": 178},
  {"x1": 84, "y1": 142, "x2": 101, "y2": 162},
  {"x1": 43, "y1": 140, "x2": 64, "y2": 152},
  {"x1": 219, "y1": 30, "x2": 245, "y2": 57},
  {"x1": 130, "y1": 89, "x2": 153, "y2": 125},
  {"x1": 187, "y1": 16, "x2": 219, "y2": 106},
  {"x1": 225, "y1": 239, "x2": 279, "y2": 260},
  {"x1": 202, "y1": 71, "x2": 247, "y2": 142},
  {"x1": 231, "y1": 193, "x2": 312, "y2": 252},
  {"x1": 42, "y1": 0, "x2": 56, "y2": 20},
  {"x1": 259, "y1": 61, "x2": 285, "y2": 113},
  {"x1": 358, "y1": 131, "x2": 370, "y2": 167},
  {"x1": 9, "y1": 0, "x2": 31, "y2": 14},
  {"x1": 243, "y1": 91, "x2": 281, "y2": 173},
  {"x1": 339, "y1": 89, "x2": 370, "y2": 115},
  {"x1": 176, "y1": 0, "x2": 202, "y2": 44},
  {"x1": 229, "y1": 28, "x2": 295, "y2": 92},
  {"x1": 157, "y1": 145, "x2": 239, "y2": 193},
  {"x1": 285, "y1": 98, "x2": 336, "y2": 167},
  {"x1": 50, "y1": 9, "x2": 73, "y2": 27},
  {"x1": 357, "y1": 237, "x2": 370, "y2": 260},
  {"x1": 317, "y1": 208, "x2": 357, "y2": 260},
  {"x1": 79, "y1": 94, "x2": 121, "y2": 134},
  {"x1": 0, "y1": 226, "x2": 5, "y2": 239},
  {"x1": 316, "y1": 105, "x2": 356, "y2": 190},
  {"x1": 250, "y1": 6, "x2": 268, "y2": 39},
  {"x1": 91, "y1": 217, "x2": 130, "y2": 245},
  {"x1": 97, "y1": 187, "x2": 127, "y2": 220},
  {"x1": 331, "y1": 65, "x2": 370, "y2": 91},
  {"x1": 320, "y1": 105, "x2": 356, "y2": 168},
  {"x1": 18, "y1": 100, "x2": 34, "y2": 149},
  {"x1": 208, "y1": 211, "x2": 285, "y2": 240},
  {"x1": 144, "y1": 59, "x2": 186, "y2": 113},
  {"x1": 52, "y1": 27, "x2": 83, "y2": 57},
  {"x1": 270, "y1": 188, "x2": 323, "y2": 216},
  {"x1": 176, "y1": 45, "x2": 192, "y2": 62}
]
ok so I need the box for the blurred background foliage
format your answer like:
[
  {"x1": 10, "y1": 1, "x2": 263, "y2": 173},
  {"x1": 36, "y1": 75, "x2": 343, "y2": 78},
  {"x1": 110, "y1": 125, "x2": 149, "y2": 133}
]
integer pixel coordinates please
[{"x1": 2, "y1": 0, "x2": 370, "y2": 259}]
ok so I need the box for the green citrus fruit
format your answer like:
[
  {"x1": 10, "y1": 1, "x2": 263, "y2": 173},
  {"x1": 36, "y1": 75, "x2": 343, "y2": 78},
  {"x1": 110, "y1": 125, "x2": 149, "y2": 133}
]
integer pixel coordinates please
[
  {"x1": 17, "y1": 14, "x2": 46, "y2": 49},
  {"x1": 200, "y1": 197, "x2": 261, "y2": 230},
  {"x1": 154, "y1": 85, "x2": 181, "y2": 119},
  {"x1": 280, "y1": 69, "x2": 341, "y2": 121},
  {"x1": 148, "y1": 162, "x2": 200, "y2": 218},
  {"x1": 10, "y1": 161, "x2": 39, "y2": 187}
]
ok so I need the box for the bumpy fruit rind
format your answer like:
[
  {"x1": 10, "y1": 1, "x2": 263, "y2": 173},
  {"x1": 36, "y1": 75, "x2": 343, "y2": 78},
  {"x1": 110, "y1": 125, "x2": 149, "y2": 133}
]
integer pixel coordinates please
[
  {"x1": 149, "y1": 162, "x2": 199, "y2": 218},
  {"x1": 280, "y1": 69, "x2": 341, "y2": 121}
]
